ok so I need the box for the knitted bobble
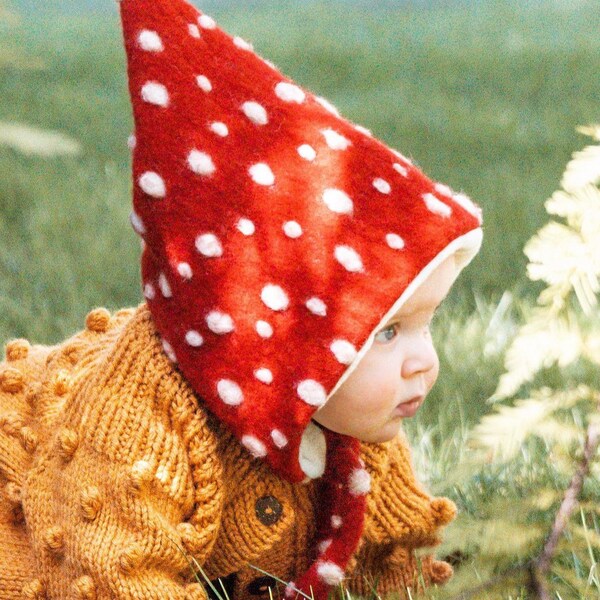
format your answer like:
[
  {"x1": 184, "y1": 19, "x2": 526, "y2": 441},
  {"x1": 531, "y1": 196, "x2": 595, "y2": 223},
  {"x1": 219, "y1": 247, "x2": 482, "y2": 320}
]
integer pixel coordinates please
[
  {"x1": 21, "y1": 579, "x2": 46, "y2": 599},
  {"x1": 5, "y1": 481, "x2": 24, "y2": 525},
  {"x1": 71, "y1": 575, "x2": 97, "y2": 600},
  {"x1": 43, "y1": 525, "x2": 66, "y2": 557},
  {"x1": 184, "y1": 583, "x2": 209, "y2": 600},
  {"x1": 0, "y1": 412, "x2": 25, "y2": 436},
  {"x1": 5, "y1": 338, "x2": 30, "y2": 361},
  {"x1": 4, "y1": 481, "x2": 22, "y2": 506},
  {"x1": 431, "y1": 497, "x2": 457, "y2": 526},
  {"x1": 13, "y1": 505, "x2": 25, "y2": 526},
  {"x1": 19, "y1": 426, "x2": 38, "y2": 453},
  {"x1": 429, "y1": 559, "x2": 454, "y2": 584},
  {"x1": 57, "y1": 428, "x2": 79, "y2": 462},
  {"x1": 25, "y1": 382, "x2": 41, "y2": 407},
  {"x1": 128, "y1": 460, "x2": 153, "y2": 492},
  {"x1": 0, "y1": 367, "x2": 25, "y2": 393},
  {"x1": 118, "y1": 543, "x2": 144, "y2": 574},
  {"x1": 176, "y1": 522, "x2": 209, "y2": 555},
  {"x1": 80, "y1": 486, "x2": 102, "y2": 521},
  {"x1": 52, "y1": 370, "x2": 71, "y2": 396},
  {"x1": 85, "y1": 308, "x2": 111, "y2": 333},
  {"x1": 63, "y1": 343, "x2": 82, "y2": 366}
]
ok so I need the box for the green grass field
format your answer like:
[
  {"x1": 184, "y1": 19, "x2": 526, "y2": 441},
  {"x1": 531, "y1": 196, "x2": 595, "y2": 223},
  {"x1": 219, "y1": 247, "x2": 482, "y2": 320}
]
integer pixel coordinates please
[{"x1": 1, "y1": 0, "x2": 599, "y2": 597}]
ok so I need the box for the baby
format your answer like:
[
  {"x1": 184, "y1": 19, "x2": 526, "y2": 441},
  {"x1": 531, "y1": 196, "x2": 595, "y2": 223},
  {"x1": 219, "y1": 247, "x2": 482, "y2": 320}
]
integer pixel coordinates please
[
  {"x1": 313, "y1": 254, "x2": 457, "y2": 443},
  {"x1": 0, "y1": 1, "x2": 483, "y2": 599}
]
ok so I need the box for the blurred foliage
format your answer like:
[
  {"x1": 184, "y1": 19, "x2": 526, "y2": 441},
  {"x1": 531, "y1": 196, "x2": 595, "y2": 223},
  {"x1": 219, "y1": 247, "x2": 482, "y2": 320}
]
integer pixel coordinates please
[
  {"x1": 0, "y1": 1, "x2": 17, "y2": 26},
  {"x1": 0, "y1": 2, "x2": 44, "y2": 70},
  {"x1": 415, "y1": 127, "x2": 600, "y2": 600},
  {"x1": 0, "y1": 6, "x2": 80, "y2": 158},
  {"x1": 474, "y1": 124, "x2": 600, "y2": 451}
]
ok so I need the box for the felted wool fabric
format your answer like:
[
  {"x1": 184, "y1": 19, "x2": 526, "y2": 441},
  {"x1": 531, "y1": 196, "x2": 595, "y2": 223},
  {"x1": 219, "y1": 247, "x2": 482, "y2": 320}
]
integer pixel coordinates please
[
  {"x1": 119, "y1": 1, "x2": 483, "y2": 597},
  {"x1": 0, "y1": 305, "x2": 456, "y2": 599},
  {"x1": 120, "y1": 0, "x2": 483, "y2": 484}
]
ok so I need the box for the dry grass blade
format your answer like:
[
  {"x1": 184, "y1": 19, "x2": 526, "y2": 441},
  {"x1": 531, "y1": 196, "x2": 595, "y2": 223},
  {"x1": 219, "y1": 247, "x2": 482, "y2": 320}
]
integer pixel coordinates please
[{"x1": 0, "y1": 121, "x2": 82, "y2": 157}]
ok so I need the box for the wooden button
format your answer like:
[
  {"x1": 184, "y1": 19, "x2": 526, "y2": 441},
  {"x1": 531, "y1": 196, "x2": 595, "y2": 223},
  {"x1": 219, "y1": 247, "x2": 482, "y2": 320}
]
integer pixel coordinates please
[{"x1": 255, "y1": 495, "x2": 283, "y2": 526}]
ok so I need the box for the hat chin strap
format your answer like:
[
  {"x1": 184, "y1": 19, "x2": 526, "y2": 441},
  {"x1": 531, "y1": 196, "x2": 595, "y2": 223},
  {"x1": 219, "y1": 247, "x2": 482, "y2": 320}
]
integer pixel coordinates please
[
  {"x1": 286, "y1": 428, "x2": 369, "y2": 600},
  {"x1": 299, "y1": 421, "x2": 327, "y2": 481}
]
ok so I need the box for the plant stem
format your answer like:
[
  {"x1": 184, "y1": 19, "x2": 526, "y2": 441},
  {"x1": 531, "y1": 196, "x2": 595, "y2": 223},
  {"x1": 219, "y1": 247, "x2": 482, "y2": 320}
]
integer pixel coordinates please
[{"x1": 530, "y1": 418, "x2": 600, "y2": 599}]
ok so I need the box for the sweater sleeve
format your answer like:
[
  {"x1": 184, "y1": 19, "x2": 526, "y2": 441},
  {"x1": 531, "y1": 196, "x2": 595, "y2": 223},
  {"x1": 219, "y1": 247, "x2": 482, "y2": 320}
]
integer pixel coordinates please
[
  {"x1": 0, "y1": 339, "x2": 53, "y2": 597},
  {"x1": 345, "y1": 430, "x2": 456, "y2": 598},
  {"x1": 19, "y1": 306, "x2": 225, "y2": 600},
  {"x1": 361, "y1": 430, "x2": 456, "y2": 548}
]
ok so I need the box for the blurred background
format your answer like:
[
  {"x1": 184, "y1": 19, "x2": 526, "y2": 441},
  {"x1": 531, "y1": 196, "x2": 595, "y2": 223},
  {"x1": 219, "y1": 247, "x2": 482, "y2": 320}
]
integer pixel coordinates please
[{"x1": 1, "y1": 0, "x2": 599, "y2": 597}]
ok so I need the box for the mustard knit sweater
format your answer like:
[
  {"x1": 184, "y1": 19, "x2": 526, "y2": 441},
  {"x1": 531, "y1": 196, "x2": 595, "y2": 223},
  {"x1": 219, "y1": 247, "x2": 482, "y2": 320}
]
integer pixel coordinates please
[{"x1": 0, "y1": 304, "x2": 456, "y2": 599}]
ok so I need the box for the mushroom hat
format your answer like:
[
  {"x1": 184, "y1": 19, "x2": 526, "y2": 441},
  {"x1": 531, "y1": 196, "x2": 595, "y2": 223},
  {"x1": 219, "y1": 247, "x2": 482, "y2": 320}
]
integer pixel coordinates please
[{"x1": 119, "y1": 1, "x2": 483, "y2": 598}]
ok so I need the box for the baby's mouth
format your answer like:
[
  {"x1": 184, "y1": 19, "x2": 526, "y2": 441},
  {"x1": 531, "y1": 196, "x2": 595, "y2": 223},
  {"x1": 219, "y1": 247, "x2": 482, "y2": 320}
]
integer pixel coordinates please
[{"x1": 392, "y1": 395, "x2": 424, "y2": 418}]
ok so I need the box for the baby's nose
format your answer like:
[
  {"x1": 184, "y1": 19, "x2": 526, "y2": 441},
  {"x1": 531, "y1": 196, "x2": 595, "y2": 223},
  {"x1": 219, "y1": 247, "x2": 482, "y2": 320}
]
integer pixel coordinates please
[{"x1": 400, "y1": 337, "x2": 438, "y2": 379}]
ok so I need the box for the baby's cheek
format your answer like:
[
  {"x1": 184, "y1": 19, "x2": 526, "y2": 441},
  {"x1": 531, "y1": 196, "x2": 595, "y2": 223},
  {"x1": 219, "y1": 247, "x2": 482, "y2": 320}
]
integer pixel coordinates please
[{"x1": 340, "y1": 361, "x2": 397, "y2": 418}]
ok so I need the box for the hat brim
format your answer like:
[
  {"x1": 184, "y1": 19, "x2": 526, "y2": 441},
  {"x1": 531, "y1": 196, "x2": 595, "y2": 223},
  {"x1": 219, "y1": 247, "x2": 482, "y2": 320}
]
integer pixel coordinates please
[
  {"x1": 327, "y1": 226, "x2": 483, "y2": 401},
  {"x1": 298, "y1": 227, "x2": 482, "y2": 478}
]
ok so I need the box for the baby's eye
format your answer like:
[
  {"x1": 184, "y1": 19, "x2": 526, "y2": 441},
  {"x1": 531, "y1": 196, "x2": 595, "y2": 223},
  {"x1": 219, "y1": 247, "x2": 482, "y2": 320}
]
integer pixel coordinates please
[{"x1": 374, "y1": 324, "x2": 398, "y2": 344}]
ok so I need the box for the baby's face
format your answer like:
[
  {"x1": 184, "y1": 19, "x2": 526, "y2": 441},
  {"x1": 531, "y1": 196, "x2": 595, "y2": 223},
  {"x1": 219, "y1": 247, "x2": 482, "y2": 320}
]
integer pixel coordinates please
[{"x1": 312, "y1": 255, "x2": 457, "y2": 443}]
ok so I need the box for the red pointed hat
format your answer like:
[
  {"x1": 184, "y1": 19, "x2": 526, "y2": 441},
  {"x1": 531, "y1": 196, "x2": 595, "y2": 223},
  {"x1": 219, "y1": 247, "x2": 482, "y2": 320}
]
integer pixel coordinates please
[{"x1": 119, "y1": 2, "x2": 483, "y2": 598}]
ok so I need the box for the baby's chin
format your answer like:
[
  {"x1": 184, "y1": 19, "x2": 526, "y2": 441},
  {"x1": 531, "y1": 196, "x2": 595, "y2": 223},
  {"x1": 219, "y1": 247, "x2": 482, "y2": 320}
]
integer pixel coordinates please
[
  {"x1": 312, "y1": 414, "x2": 403, "y2": 443},
  {"x1": 356, "y1": 428, "x2": 402, "y2": 444},
  {"x1": 343, "y1": 420, "x2": 404, "y2": 444}
]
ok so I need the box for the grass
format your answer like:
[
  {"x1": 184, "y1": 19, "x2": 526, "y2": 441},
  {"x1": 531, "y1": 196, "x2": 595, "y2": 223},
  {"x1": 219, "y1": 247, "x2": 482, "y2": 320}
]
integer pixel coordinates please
[{"x1": 1, "y1": 0, "x2": 599, "y2": 598}]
